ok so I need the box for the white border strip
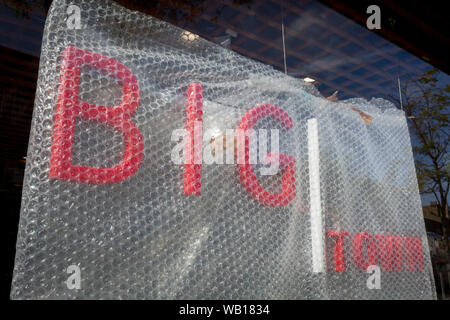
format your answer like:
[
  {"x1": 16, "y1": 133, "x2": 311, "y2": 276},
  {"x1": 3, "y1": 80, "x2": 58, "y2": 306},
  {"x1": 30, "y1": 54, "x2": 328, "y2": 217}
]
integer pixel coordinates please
[{"x1": 308, "y1": 118, "x2": 324, "y2": 273}]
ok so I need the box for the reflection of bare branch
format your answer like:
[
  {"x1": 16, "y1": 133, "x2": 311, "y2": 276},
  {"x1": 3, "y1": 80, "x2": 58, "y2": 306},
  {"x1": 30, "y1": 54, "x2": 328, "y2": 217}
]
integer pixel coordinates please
[{"x1": 399, "y1": 69, "x2": 450, "y2": 254}]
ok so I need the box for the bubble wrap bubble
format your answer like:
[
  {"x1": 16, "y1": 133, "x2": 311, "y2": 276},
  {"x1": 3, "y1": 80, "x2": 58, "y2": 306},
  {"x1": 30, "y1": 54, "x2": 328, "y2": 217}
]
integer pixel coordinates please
[{"x1": 11, "y1": 0, "x2": 436, "y2": 299}]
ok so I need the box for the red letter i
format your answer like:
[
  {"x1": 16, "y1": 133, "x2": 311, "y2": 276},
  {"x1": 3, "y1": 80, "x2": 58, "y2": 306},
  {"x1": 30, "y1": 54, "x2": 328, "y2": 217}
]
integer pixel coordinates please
[{"x1": 184, "y1": 83, "x2": 203, "y2": 195}]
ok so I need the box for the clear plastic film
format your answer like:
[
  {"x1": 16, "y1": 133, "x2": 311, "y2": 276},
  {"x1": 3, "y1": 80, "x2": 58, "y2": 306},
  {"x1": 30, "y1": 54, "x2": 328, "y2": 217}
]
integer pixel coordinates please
[{"x1": 11, "y1": 0, "x2": 436, "y2": 299}]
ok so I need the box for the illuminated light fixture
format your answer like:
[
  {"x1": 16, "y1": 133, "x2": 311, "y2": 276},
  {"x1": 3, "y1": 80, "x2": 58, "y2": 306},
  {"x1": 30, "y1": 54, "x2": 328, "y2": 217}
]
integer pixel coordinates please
[
  {"x1": 181, "y1": 31, "x2": 199, "y2": 41},
  {"x1": 304, "y1": 77, "x2": 315, "y2": 83}
]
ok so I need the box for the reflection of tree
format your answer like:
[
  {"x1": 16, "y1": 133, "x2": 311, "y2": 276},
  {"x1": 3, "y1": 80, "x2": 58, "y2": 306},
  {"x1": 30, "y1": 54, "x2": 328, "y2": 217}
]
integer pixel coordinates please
[{"x1": 399, "y1": 69, "x2": 449, "y2": 255}]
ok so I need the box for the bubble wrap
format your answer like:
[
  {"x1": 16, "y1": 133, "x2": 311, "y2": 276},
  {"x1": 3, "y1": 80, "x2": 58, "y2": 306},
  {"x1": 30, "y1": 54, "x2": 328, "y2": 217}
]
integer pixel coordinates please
[{"x1": 11, "y1": 0, "x2": 436, "y2": 299}]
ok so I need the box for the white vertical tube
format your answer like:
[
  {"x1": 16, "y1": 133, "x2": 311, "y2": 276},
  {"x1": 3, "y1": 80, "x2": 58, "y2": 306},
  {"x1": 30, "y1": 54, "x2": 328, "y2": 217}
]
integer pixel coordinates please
[{"x1": 308, "y1": 118, "x2": 324, "y2": 273}]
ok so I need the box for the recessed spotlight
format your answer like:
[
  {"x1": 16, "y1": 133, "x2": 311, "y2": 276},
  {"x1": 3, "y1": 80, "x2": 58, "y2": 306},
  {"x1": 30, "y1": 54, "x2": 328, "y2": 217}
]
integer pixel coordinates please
[{"x1": 181, "y1": 31, "x2": 199, "y2": 41}]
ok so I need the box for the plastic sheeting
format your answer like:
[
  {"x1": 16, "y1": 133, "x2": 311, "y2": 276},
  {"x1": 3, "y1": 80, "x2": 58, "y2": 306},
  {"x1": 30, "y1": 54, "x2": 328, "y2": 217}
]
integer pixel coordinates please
[{"x1": 11, "y1": 0, "x2": 436, "y2": 299}]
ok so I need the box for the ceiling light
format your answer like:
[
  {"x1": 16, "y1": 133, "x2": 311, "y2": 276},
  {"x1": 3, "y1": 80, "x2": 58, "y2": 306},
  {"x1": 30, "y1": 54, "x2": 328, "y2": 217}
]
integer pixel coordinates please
[{"x1": 303, "y1": 77, "x2": 315, "y2": 83}]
